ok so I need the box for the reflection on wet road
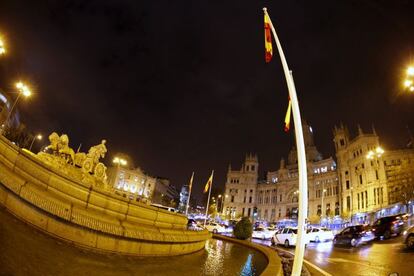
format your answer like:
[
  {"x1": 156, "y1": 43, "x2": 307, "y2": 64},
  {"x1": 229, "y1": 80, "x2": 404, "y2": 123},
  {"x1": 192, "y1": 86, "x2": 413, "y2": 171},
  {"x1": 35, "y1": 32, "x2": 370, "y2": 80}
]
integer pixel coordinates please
[{"x1": 252, "y1": 236, "x2": 414, "y2": 276}]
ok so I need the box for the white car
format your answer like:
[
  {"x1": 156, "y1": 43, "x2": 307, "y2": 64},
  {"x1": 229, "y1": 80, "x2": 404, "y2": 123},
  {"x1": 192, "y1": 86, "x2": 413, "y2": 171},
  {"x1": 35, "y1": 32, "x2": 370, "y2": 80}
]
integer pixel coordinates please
[
  {"x1": 307, "y1": 227, "x2": 334, "y2": 242},
  {"x1": 252, "y1": 227, "x2": 276, "y2": 240},
  {"x1": 204, "y1": 222, "x2": 226, "y2": 234},
  {"x1": 271, "y1": 227, "x2": 310, "y2": 247}
]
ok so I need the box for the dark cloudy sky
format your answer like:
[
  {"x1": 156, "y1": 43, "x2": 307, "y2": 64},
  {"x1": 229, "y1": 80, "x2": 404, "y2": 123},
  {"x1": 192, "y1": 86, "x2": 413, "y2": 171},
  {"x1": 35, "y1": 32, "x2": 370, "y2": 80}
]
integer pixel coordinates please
[{"x1": 0, "y1": 1, "x2": 413, "y2": 203}]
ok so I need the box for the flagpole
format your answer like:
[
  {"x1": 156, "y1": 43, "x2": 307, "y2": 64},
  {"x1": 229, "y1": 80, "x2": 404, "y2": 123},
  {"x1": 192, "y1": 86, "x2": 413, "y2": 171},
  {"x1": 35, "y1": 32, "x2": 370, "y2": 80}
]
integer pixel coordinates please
[
  {"x1": 264, "y1": 8, "x2": 308, "y2": 276},
  {"x1": 185, "y1": 171, "x2": 194, "y2": 216},
  {"x1": 203, "y1": 170, "x2": 214, "y2": 227}
]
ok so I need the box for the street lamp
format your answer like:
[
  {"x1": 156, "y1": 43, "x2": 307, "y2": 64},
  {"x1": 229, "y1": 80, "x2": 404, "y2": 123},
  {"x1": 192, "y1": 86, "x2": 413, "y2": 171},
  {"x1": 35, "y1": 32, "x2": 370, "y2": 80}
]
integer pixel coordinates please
[
  {"x1": 366, "y1": 146, "x2": 384, "y2": 159},
  {"x1": 403, "y1": 66, "x2": 414, "y2": 92},
  {"x1": 3, "y1": 82, "x2": 32, "y2": 130},
  {"x1": 321, "y1": 188, "x2": 327, "y2": 221},
  {"x1": 29, "y1": 134, "x2": 42, "y2": 151},
  {"x1": 217, "y1": 194, "x2": 223, "y2": 214},
  {"x1": 0, "y1": 36, "x2": 5, "y2": 55},
  {"x1": 113, "y1": 157, "x2": 127, "y2": 167}
]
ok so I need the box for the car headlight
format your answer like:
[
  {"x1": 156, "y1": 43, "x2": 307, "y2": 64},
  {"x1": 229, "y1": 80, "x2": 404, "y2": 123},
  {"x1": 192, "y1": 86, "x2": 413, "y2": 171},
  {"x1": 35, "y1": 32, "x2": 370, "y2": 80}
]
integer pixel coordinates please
[{"x1": 403, "y1": 230, "x2": 407, "y2": 236}]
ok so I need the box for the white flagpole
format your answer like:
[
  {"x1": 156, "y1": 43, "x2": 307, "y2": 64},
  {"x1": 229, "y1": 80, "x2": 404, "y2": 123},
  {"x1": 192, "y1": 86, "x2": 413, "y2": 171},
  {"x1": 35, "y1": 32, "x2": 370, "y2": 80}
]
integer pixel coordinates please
[
  {"x1": 264, "y1": 8, "x2": 308, "y2": 276},
  {"x1": 185, "y1": 171, "x2": 194, "y2": 216},
  {"x1": 203, "y1": 170, "x2": 214, "y2": 227}
]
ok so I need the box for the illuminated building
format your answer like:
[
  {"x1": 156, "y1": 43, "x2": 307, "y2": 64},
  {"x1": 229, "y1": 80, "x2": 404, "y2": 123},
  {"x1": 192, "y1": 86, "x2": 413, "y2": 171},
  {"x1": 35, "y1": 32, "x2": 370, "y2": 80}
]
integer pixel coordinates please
[{"x1": 107, "y1": 165, "x2": 155, "y2": 201}]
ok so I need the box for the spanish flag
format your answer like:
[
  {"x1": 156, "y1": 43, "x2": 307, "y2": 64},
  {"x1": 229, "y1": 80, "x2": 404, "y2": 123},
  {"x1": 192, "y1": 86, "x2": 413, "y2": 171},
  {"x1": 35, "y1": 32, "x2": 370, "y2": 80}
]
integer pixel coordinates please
[
  {"x1": 203, "y1": 171, "x2": 214, "y2": 193},
  {"x1": 264, "y1": 12, "x2": 273, "y2": 63},
  {"x1": 284, "y1": 98, "x2": 292, "y2": 132}
]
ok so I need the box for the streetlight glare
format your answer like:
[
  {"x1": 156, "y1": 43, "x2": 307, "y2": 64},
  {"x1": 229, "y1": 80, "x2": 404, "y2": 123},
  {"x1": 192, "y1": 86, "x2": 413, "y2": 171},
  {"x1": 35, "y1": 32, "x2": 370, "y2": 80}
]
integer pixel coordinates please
[
  {"x1": 0, "y1": 38, "x2": 5, "y2": 55},
  {"x1": 37, "y1": 134, "x2": 42, "y2": 140},
  {"x1": 15, "y1": 81, "x2": 32, "y2": 97},
  {"x1": 407, "y1": 66, "x2": 414, "y2": 76},
  {"x1": 404, "y1": 79, "x2": 412, "y2": 88},
  {"x1": 113, "y1": 156, "x2": 127, "y2": 166}
]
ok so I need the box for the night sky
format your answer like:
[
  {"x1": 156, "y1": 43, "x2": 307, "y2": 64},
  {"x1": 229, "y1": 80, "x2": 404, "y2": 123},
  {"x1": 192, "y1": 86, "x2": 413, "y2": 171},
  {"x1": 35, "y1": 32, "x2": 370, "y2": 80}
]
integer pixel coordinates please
[{"x1": 1, "y1": 1, "x2": 413, "y2": 204}]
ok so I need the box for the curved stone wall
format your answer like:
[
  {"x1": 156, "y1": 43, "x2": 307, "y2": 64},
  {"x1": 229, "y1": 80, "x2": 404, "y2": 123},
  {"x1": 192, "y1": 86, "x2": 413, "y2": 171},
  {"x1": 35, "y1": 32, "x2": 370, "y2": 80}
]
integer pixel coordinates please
[{"x1": 0, "y1": 135, "x2": 210, "y2": 256}]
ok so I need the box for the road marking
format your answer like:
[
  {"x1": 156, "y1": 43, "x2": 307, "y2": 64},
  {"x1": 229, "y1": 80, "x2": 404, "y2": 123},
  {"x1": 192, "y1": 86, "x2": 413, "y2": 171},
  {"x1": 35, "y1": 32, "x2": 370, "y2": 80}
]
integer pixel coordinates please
[
  {"x1": 326, "y1": 257, "x2": 388, "y2": 272},
  {"x1": 274, "y1": 247, "x2": 333, "y2": 276}
]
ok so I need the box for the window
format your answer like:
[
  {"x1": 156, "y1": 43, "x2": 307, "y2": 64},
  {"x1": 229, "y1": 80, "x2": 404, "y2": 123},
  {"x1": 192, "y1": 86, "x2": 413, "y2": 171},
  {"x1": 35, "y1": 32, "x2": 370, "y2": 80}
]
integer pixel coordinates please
[
  {"x1": 346, "y1": 180, "x2": 350, "y2": 190},
  {"x1": 326, "y1": 203, "x2": 331, "y2": 216},
  {"x1": 251, "y1": 165, "x2": 255, "y2": 171},
  {"x1": 231, "y1": 196, "x2": 234, "y2": 203},
  {"x1": 375, "y1": 170, "x2": 379, "y2": 180},
  {"x1": 358, "y1": 194, "x2": 360, "y2": 210},
  {"x1": 340, "y1": 139, "x2": 345, "y2": 146},
  {"x1": 374, "y1": 188, "x2": 377, "y2": 205},
  {"x1": 242, "y1": 208, "x2": 245, "y2": 216},
  {"x1": 335, "y1": 202, "x2": 340, "y2": 216},
  {"x1": 361, "y1": 192, "x2": 364, "y2": 209},
  {"x1": 250, "y1": 189, "x2": 253, "y2": 193},
  {"x1": 249, "y1": 196, "x2": 252, "y2": 203},
  {"x1": 248, "y1": 208, "x2": 251, "y2": 216},
  {"x1": 365, "y1": 191, "x2": 368, "y2": 208},
  {"x1": 345, "y1": 171, "x2": 349, "y2": 175},
  {"x1": 280, "y1": 194, "x2": 282, "y2": 202},
  {"x1": 347, "y1": 196, "x2": 351, "y2": 211},
  {"x1": 317, "y1": 205, "x2": 321, "y2": 216},
  {"x1": 243, "y1": 197, "x2": 246, "y2": 203},
  {"x1": 278, "y1": 209, "x2": 281, "y2": 217},
  {"x1": 359, "y1": 175, "x2": 363, "y2": 184}
]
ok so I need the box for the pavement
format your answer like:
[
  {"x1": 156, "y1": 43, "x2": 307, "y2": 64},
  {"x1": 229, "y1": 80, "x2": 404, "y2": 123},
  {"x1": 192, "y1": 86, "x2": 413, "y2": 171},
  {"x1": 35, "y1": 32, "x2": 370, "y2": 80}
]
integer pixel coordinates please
[{"x1": 252, "y1": 235, "x2": 414, "y2": 276}]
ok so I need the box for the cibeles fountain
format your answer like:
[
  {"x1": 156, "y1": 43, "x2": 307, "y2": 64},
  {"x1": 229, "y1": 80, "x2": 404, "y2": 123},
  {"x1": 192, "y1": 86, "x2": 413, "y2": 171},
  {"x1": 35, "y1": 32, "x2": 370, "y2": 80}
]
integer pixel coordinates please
[
  {"x1": 0, "y1": 132, "x2": 210, "y2": 256},
  {"x1": 0, "y1": 132, "x2": 274, "y2": 275}
]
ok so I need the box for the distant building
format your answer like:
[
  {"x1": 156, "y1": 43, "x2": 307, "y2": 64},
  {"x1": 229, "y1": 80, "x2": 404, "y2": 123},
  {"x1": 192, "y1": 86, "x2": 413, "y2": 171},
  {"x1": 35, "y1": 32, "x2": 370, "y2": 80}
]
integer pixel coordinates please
[
  {"x1": 107, "y1": 166, "x2": 156, "y2": 201},
  {"x1": 178, "y1": 184, "x2": 190, "y2": 213},
  {"x1": 0, "y1": 89, "x2": 20, "y2": 128},
  {"x1": 223, "y1": 121, "x2": 340, "y2": 223},
  {"x1": 152, "y1": 177, "x2": 180, "y2": 207}
]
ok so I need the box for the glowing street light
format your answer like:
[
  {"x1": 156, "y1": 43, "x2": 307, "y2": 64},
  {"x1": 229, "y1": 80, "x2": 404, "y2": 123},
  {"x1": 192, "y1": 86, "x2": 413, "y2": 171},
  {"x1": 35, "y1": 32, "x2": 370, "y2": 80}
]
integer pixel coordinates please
[
  {"x1": 0, "y1": 38, "x2": 5, "y2": 55},
  {"x1": 2, "y1": 81, "x2": 32, "y2": 130},
  {"x1": 366, "y1": 146, "x2": 385, "y2": 159},
  {"x1": 113, "y1": 157, "x2": 127, "y2": 167},
  {"x1": 29, "y1": 134, "x2": 42, "y2": 151},
  {"x1": 404, "y1": 65, "x2": 414, "y2": 92}
]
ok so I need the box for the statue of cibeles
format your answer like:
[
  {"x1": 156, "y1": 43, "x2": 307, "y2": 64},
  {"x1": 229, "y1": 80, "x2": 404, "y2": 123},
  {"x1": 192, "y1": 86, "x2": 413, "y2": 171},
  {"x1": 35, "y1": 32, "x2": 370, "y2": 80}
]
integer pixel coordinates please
[
  {"x1": 87, "y1": 139, "x2": 107, "y2": 166},
  {"x1": 40, "y1": 133, "x2": 108, "y2": 185}
]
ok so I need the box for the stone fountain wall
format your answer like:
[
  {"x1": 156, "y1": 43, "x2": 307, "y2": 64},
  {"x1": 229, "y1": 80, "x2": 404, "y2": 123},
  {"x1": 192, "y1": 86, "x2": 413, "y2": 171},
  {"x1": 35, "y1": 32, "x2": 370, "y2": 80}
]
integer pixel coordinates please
[{"x1": 0, "y1": 135, "x2": 210, "y2": 256}]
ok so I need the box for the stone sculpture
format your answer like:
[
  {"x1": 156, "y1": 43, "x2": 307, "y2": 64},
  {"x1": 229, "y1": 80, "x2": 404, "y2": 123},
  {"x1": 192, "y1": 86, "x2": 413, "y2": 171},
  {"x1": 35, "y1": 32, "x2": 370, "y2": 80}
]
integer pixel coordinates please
[{"x1": 39, "y1": 133, "x2": 108, "y2": 185}]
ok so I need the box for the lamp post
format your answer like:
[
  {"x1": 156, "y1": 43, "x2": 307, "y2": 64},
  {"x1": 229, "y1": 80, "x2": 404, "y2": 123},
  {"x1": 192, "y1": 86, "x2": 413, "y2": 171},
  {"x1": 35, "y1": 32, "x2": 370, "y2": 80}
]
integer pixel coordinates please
[
  {"x1": 0, "y1": 37, "x2": 5, "y2": 55},
  {"x1": 113, "y1": 156, "x2": 128, "y2": 190},
  {"x1": 404, "y1": 66, "x2": 414, "y2": 92},
  {"x1": 29, "y1": 134, "x2": 42, "y2": 151},
  {"x1": 217, "y1": 194, "x2": 222, "y2": 214},
  {"x1": 321, "y1": 188, "x2": 327, "y2": 223},
  {"x1": 3, "y1": 82, "x2": 32, "y2": 130}
]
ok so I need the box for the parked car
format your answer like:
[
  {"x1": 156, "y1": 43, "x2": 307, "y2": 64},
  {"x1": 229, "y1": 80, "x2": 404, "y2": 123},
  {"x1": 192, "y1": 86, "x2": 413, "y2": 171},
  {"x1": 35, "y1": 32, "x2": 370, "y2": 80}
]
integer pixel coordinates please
[
  {"x1": 403, "y1": 225, "x2": 414, "y2": 249},
  {"x1": 371, "y1": 215, "x2": 405, "y2": 239},
  {"x1": 204, "y1": 222, "x2": 226, "y2": 234},
  {"x1": 271, "y1": 227, "x2": 310, "y2": 247},
  {"x1": 252, "y1": 227, "x2": 276, "y2": 240},
  {"x1": 187, "y1": 219, "x2": 203, "y2": 230},
  {"x1": 307, "y1": 227, "x2": 334, "y2": 242},
  {"x1": 333, "y1": 225, "x2": 375, "y2": 247}
]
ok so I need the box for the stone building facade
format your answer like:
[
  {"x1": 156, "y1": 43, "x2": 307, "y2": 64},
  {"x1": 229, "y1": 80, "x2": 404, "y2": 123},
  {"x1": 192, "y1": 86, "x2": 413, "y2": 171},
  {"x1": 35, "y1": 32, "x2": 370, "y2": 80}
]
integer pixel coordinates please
[
  {"x1": 223, "y1": 122, "x2": 340, "y2": 222},
  {"x1": 107, "y1": 166, "x2": 156, "y2": 200},
  {"x1": 223, "y1": 122, "x2": 414, "y2": 224}
]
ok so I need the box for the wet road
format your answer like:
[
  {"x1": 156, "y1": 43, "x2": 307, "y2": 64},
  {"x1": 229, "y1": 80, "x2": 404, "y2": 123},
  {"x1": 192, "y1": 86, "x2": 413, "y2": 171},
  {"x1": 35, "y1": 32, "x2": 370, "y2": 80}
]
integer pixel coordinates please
[{"x1": 253, "y1": 236, "x2": 414, "y2": 276}]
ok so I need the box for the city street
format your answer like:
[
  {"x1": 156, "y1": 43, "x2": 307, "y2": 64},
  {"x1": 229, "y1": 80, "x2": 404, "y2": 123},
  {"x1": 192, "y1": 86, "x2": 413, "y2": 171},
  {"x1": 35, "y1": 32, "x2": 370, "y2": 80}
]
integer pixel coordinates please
[{"x1": 253, "y1": 236, "x2": 414, "y2": 276}]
